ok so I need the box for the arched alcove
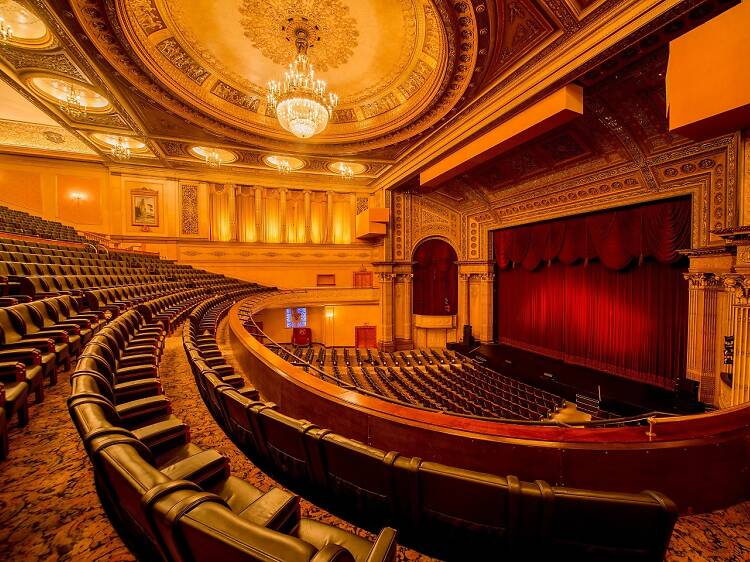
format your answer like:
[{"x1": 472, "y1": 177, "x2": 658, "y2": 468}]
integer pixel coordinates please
[{"x1": 412, "y1": 238, "x2": 458, "y2": 316}]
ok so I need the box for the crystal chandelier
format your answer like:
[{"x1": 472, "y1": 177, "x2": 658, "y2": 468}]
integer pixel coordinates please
[
  {"x1": 205, "y1": 149, "x2": 222, "y2": 168},
  {"x1": 111, "y1": 138, "x2": 131, "y2": 161},
  {"x1": 60, "y1": 86, "x2": 87, "y2": 119},
  {"x1": 337, "y1": 163, "x2": 354, "y2": 180},
  {"x1": 0, "y1": 16, "x2": 12, "y2": 44},
  {"x1": 275, "y1": 159, "x2": 292, "y2": 174},
  {"x1": 267, "y1": 29, "x2": 338, "y2": 139}
]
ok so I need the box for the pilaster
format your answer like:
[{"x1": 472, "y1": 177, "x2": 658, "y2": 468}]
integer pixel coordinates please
[
  {"x1": 374, "y1": 262, "x2": 396, "y2": 351},
  {"x1": 457, "y1": 261, "x2": 495, "y2": 344},
  {"x1": 393, "y1": 262, "x2": 414, "y2": 350},
  {"x1": 684, "y1": 273, "x2": 723, "y2": 404}
]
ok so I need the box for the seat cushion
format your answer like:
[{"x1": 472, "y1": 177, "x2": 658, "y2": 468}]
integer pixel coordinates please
[
  {"x1": 207, "y1": 475, "x2": 264, "y2": 516},
  {"x1": 294, "y1": 519, "x2": 372, "y2": 561}
]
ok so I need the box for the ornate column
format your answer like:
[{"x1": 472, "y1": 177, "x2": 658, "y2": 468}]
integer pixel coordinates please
[
  {"x1": 722, "y1": 274, "x2": 750, "y2": 405},
  {"x1": 685, "y1": 273, "x2": 723, "y2": 404},
  {"x1": 458, "y1": 261, "x2": 495, "y2": 344},
  {"x1": 457, "y1": 272, "x2": 471, "y2": 342},
  {"x1": 254, "y1": 186, "x2": 264, "y2": 243},
  {"x1": 279, "y1": 188, "x2": 287, "y2": 244},
  {"x1": 476, "y1": 271, "x2": 495, "y2": 344},
  {"x1": 303, "y1": 190, "x2": 312, "y2": 243},
  {"x1": 326, "y1": 191, "x2": 334, "y2": 244},
  {"x1": 393, "y1": 262, "x2": 414, "y2": 350},
  {"x1": 374, "y1": 263, "x2": 396, "y2": 351}
]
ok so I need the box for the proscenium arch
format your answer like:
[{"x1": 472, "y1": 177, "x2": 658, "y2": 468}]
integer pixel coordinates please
[{"x1": 412, "y1": 236, "x2": 458, "y2": 316}]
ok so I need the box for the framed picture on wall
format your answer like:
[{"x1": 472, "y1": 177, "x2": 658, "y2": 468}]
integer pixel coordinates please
[{"x1": 131, "y1": 188, "x2": 159, "y2": 227}]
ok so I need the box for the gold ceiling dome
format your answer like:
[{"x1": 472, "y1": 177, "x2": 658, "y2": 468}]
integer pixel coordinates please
[{"x1": 108, "y1": 0, "x2": 457, "y2": 152}]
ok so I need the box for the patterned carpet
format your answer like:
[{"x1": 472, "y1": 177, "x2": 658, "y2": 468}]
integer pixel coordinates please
[{"x1": 0, "y1": 323, "x2": 747, "y2": 561}]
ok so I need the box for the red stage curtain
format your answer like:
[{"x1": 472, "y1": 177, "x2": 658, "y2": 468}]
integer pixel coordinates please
[
  {"x1": 413, "y1": 239, "x2": 458, "y2": 315},
  {"x1": 494, "y1": 198, "x2": 690, "y2": 388}
]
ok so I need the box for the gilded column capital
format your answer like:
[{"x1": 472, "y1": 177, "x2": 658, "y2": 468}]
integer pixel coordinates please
[
  {"x1": 378, "y1": 272, "x2": 397, "y2": 283},
  {"x1": 684, "y1": 272, "x2": 723, "y2": 290},
  {"x1": 720, "y1": 274, "x2": 750, "y2": 304}
]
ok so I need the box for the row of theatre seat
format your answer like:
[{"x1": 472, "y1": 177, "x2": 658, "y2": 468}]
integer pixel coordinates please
[
  {"x1": 0, "y1": 228, "x2": 260, "y2": 459},
  {"x1": 0, "y1": 205, "x2": 87, "y2": 243},
  {"x1": 69, "y1": 285, "x2": 398, "y2": 562},
  {"x1": 189, "y1": 294, "x2": 680, "y2": 561},
  {"x1": 276, "y1": 343, "x2": 566, "y2": 421}
]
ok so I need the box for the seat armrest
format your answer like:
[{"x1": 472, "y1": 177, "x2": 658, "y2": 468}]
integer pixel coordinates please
[
  {"x1": 53, "y1": 322, "x2": 83, "y2": 334},
  {"x1": 0, "y1": 348, "x2": 42, "y2": 366},
  {"x1": 116, "y1": 395, "x2": 171, "y2": 421},
  {"x1": 159, "y1": 449, "x2": 229, "y2": 487},
  {"x1": 114, "y1": 378, "x2": 161, "y2": 401},
  {"x1": 0, "y1": 361, "x2": 25, "y2": 382},
  {"x1": 118, "y1": 354, "x2": 158, "y2": 368},
  {"x1": 26, "y1": 330, "x2": 68, "y2": 344},
  {"x1": 1, "y1": 339, "x2": 54, "y2": 353},
  {"x1": 365, "y1": 528, "x2": 398, "y2": 562},
  {"x1": 62, "y1": 318, "x2": 91, "y2": 329},
  {"x1": 131, "y1": 417, "x2": 189, "y2": 451},
  {"x1": 241, "y1": 488, "x2": 300, "y2": 532}
]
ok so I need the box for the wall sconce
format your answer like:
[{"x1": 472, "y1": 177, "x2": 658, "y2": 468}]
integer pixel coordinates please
[
  {"x1": 325, "y1": 308, "x2": 335, "y2": 319},
  {"x1": 70, "y1": 192, "x2": 86, "y2": 202}
]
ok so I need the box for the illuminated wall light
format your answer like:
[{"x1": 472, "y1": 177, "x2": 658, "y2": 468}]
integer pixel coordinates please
[
  {"x1": 325, "y1": 308, "x2": 335, "y2": 319},
  {"x1": 70, "y1": 191, "x2": 87, "y2": 202}
]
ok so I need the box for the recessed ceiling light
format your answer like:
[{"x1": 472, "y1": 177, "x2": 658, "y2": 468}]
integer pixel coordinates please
[
  {"x1": 263, "y1": 154, "x2": 305, "y2": 173},
  {"x1": 328, "y1": 161, "x2": 366, "y2": 178},
  {"x1": 189, "y1": 146, "x2": 238, "y2": 167}
]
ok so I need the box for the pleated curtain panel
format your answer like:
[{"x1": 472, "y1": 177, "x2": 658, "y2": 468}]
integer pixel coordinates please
[{"x1": 494, "y1": 197, "x2": 691, "y2": 388}]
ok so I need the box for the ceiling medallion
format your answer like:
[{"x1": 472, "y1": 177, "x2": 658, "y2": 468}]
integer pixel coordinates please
[
  {"x1": 0, "y1": 15, "x2": 12, "y2": 44},
  {"x1": 239, "y1": 1, "x2": 358, "y2": 72},
  {"x1": 266, "y1": 27, "x2": 338, "y2": 139}
]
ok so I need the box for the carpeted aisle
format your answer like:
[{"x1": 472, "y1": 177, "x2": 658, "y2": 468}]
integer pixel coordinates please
[{"x1": 0, "y1": 322, "x2": 748, "y2": 561}]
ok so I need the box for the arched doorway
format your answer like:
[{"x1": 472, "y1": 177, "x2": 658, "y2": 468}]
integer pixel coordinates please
[{"x1": 412, "y1": 238, "x2": 458, "y2": 316}]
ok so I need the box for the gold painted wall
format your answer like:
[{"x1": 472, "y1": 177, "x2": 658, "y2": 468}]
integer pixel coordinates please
[
  {"x1": 254, "y1": 304, "x2": 380, "y2": 347},
  {"x1": 0, "y1": 154, "x2": 111, "y2": 232},
  {"x1": 0, "y1": 153, "x2": 383, "y2": 291}
]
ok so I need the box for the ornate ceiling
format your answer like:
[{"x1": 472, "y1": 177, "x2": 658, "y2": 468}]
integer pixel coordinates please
[{"x1": 0, "y1": 0, "x2": 738, "y2": 187}]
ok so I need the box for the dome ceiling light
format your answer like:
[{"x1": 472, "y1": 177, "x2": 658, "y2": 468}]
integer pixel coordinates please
[
  {"x1": 189, "y1": 146, "x2": 238, "y2": 168},
  {"x1": 263, "y1": 154, "x2": 305, "y2": 174},
  {"x1": 0, "y1": 1, "x2": 51, "y2": 47},
  {"x1": 27, "y1": 76, "x2": 110, "y2": 119},
  {"x1": 90, "y1": 133, "x2": 148, "y2": 160},
  {"x1": 0, "y1": 16, "x2": 12, "y2": 44},
  {"x1": 328, "y1": 161, "x2": 366, "y2": 179},
  {"x1": 266, "y1": 26, "x2": 338, "y2": 139},
  {"x1": 60, "y1": 85, "x2": 87, "y2": 119}
]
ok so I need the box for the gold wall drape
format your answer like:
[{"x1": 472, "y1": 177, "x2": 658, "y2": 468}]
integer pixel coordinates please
[{"x1": 209, "y1": 185, "x2": 359, "y2": 244}]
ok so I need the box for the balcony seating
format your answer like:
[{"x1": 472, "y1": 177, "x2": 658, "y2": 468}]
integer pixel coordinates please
[{"x1": 194, "y1": 296, "x2": 678, "y2": 561}]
